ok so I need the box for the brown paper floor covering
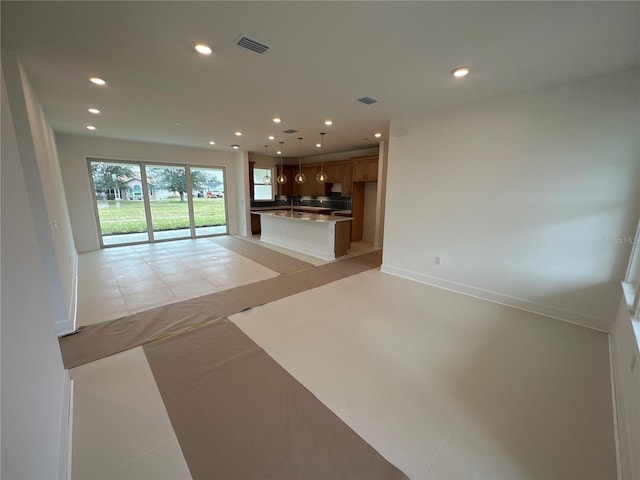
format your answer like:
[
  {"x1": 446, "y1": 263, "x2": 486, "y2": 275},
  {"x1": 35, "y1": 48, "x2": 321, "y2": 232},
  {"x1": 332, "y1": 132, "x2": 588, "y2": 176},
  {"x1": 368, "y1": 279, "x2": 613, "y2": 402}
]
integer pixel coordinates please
[
  {"x1": 60, "y1": 249, "x2": 382, "y2": 369},
  {"x1": 210, "y1": 235, "x2": 314, "y2": 274},
  {"x1": 143, "y1": 318, "x2": 409, "y2": 480}
]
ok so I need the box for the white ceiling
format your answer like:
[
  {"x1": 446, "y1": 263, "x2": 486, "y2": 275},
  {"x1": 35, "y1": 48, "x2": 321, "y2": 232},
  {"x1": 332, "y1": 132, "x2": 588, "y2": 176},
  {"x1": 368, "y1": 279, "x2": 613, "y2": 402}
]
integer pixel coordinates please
[{"x1": 2, "y1": 1, "x2": 639, "y2": 157}]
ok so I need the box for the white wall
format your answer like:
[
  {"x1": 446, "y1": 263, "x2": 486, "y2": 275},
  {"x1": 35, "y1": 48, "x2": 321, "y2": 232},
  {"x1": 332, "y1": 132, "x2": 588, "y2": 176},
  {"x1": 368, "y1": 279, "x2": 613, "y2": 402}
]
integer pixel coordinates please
[
  {"x1": 1, "y1": 52, "x2": 71, "y2": 480},
  {"x1": 609, "y1": 298, "x2": 640, "y2": 479},
  {"x1": 2, "y1": 51, "x2": 77, "y2": 334},
  {"x1": 56, "y1": 133, "x2": 246, "y2": 252},
  {"x1": 383, "y1": 68, "x2": 640, "y2": 331}
]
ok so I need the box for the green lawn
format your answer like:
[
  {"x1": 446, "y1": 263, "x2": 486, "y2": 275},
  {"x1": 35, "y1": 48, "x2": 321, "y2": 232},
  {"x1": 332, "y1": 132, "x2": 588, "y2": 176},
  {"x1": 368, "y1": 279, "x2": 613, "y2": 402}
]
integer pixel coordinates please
[{"x1": 96, "y1": 198, "x2": 226, "y2": 235}]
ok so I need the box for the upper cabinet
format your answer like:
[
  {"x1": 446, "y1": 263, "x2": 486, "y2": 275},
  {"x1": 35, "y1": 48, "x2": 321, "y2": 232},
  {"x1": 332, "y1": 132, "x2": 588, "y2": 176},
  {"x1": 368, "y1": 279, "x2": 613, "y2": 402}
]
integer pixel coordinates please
[
  {"x1": 352, "y1": 155, "x2": 378, "y2": 182},
  {"x1": 341, "y1": 161, "x2": 353, "y2": 196},
  {"x1": 257, "y1": 154, "x2": 376, "y2": 198},
  {"x1": 323, "y1": 162, "x2": 342, "y2": 183}
]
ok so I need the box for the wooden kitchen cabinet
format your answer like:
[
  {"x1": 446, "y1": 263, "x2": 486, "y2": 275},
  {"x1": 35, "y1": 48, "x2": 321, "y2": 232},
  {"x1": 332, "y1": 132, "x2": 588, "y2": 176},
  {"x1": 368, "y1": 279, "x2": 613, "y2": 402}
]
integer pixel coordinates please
[
  {"x1": 341, "y1": 161, "x2": 353, "y2": 196},
  {"x1": 324, "y1": 162, "x2": 342, "y2": 183},
  {"x1": 352, "y1": 155, "x2": 378, "y2": 182},
  {"x1": 276, "y1": 165, "x2": 292, "y2": 196}
]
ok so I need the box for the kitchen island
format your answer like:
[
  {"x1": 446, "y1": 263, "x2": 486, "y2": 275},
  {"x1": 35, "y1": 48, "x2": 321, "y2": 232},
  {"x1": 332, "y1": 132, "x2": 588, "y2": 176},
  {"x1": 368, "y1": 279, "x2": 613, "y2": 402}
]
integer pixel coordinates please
[{"x1": 255, "y1": 210, "x2": 353, "y2": 261}]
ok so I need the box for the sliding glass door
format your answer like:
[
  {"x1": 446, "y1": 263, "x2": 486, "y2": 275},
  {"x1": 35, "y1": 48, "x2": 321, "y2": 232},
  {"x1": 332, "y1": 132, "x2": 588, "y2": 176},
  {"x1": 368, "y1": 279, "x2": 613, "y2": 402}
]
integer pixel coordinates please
[
  {"x1": 145, "y1": 164, "x2": 192, "y2": 241},
  {"x1": 90, "y1": 160, "x2": 150, "y2": 246},
  {"x1": 89, "y1": 159, "x2": 228, "y2": 247},
  {"x1": 191, "y1": 167, "x2": 227, "y2": 237}
]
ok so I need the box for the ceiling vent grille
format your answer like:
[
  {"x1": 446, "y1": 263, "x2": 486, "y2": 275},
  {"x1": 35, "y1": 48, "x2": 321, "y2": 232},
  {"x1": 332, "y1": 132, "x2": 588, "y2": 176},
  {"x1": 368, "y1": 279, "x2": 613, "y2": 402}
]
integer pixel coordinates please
[
  {"x1": 357, "y1": 96, "x2": 378, "y2": 105},
  {"x1": 236, "y1": 36, "x2": 269, "y2": 54},
  {"x1": 282, "y1": 129, "x2": 299, "y2": 134}
]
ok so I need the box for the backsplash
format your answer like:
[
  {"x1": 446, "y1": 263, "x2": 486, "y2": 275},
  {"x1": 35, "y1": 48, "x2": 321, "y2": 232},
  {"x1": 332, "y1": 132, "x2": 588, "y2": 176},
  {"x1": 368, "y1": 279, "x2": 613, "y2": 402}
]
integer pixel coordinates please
[{"x1": 251, "y1": 193, "x2": 351, "y2": 211}]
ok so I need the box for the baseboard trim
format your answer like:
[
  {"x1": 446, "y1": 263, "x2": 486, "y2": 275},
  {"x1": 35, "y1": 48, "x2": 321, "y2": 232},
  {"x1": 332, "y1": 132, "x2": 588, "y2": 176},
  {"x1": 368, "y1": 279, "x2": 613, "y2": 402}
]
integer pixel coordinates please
[
  {"x1": 608, "y1": 333, "x2": 623, "y2": 480},
  {"x1": 58, "y1": 372, "x2": 73, "y2": 479},
  {"x1": 380, "y1": 264, "x2": 608, "y2": 332}
]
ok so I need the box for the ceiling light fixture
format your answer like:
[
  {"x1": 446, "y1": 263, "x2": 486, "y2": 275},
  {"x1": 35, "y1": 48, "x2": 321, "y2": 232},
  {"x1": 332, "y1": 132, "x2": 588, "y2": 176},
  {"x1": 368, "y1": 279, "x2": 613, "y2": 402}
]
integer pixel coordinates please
[
  {"x1": 315, "y1": 142, "x2": 321, "y2": 148},
  {"x1": 273, "y1": 117, "x2": 282, "y2": 123},
  {"x1": 452, "y1": 66, "x2": 470, "y2": 78},
  {"x1": 234, "y1": 131, "x2": 242, "y2": 136},
  {"x1": 209, "y1": 141, "x2": 216, "y2": 145},
  {"x1": 294, "y1": 137, "x2": 306, "y2": 184},
  {"x1": 374, "y1": 132, "x2": 382, "y2": 138},
  {"x1": 263, "y1": 145, "x2": 272, "y2": 185},
  {"x1": 86, "y1": 125, "x2": 96, "y2": 130},
  {"x1": 88, "y1": 76, "x2": 106, "y2": 86},
  {"x1": 268, "y1": 135, "x2": 275, "y2": 140},
  {"x1": 276, "y1": 142, "x2": 287, "y2": 185},
  {"x1": 193, "y1": 43, "x2": 213, "y2": 55},
  {"x1": 316, "y1": 132, "x2": 328, "y2": 184},
  {"x1": 324, "y1": 120, "x2": 333, "y2": 126},
  {"x1": 231, "y1": 144, "x2": 239, "y2": 149},
  {"x1": 88, "y1": 107, "x2": 101, "y2": 114}
]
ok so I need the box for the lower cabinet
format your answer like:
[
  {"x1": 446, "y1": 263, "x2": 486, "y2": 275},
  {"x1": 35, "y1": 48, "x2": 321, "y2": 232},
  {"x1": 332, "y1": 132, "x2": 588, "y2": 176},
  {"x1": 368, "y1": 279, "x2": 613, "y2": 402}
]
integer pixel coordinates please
[{"x1": 251, "y1": 213, "x2": 261, "y2": 234}]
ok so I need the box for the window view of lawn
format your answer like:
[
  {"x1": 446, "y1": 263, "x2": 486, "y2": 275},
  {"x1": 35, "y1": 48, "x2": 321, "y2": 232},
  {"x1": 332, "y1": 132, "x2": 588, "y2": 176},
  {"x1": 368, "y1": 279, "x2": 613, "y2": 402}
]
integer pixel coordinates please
[{"x1": 98, "y1": 198, "x2": 226, "y2": 236}]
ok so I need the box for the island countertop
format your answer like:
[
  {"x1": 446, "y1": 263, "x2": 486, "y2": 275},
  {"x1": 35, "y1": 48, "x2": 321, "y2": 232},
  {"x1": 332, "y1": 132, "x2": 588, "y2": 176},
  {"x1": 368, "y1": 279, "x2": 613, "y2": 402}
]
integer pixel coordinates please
[
  {"x1": 253, "y1": 210, "x2": 353, "y2": 222},
  {"x1": 250, "y1": 206, "x2": 334, "y2": 213}
]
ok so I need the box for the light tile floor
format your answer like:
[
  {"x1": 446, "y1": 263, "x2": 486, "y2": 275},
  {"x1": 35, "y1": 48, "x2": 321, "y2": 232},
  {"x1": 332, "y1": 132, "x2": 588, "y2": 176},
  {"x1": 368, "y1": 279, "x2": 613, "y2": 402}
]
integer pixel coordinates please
[{"x1": 71, "y1": 237, "x2": 617, "y2": 479}]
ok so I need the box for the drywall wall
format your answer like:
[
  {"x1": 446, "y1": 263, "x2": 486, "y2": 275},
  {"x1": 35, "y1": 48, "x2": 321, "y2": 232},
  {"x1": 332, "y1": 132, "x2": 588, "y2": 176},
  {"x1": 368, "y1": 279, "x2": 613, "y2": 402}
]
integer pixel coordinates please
[
  {"x1": 56, "y1": 133, "x2": 244, "y2": 251},
  {"x1": 609, "y1": 297, "x2": 640, "y2": 479},
  {"x1": 383, "y1": 68, "x2": 640, "y2": 331},
  {"x1": 1, "y1": 55, "x2": 70, "y2": 480},
  {"x1": 2, "y1": 50, "x2": 77, "y2": 334}
]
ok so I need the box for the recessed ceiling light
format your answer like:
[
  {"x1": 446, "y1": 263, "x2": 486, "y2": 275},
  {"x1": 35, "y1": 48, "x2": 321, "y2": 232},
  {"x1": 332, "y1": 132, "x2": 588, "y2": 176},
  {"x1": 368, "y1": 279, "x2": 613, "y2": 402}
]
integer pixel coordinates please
[
  {"x1": 315, "y1": 143, "x2": 321, "y2": 148},
  {"x1": 324, "y1": 120, "x2": 333, "y2": 126},
  {"x1": 231, "y1": 144, "x2": 240, "y2": 149},
  {"x1": 194, "y1": 43, "x2": 213, "y2": 55},
  {"x1": 277, "y1": 149, "x2": 282, "y2": 154},
  {"x1": 209, "y1": 141, "x2": 216, "y2": 145},
  {"x1": 88, "y1": 76, "x2": 106, "y2": 86},
  {"x1": 88, "y1": 107, "x2": 101, "y2": 114},
  {"x1": 374, "y1": 132, "x2": 382, "y2": 138},
  {"x1": 268, "y1": 135, "x2": 275, "y2": 140},
  {"x1": 451, "y1": 66, "x2": 470, "y2": 78},
  {"x1": 273, "y1": 117, "x2": 282, "y2": 123},
  {"x1": 86, "y1": 125, "x2": 96, "y2": 130},
  {"x1": 234, "y1": 131, "x2": 242, "y2": 136}
]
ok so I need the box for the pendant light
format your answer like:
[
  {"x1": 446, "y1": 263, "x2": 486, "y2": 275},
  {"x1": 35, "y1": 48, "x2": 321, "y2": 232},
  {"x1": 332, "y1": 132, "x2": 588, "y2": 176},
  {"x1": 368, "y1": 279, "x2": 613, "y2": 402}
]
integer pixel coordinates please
[
  {"x1": 294, "y1": 137, "x2": 306, "y2": 184},
  {"x1": 276, "y1": 141, "x2": 287, "y2": 185},
  {"x1": 263, "y1": 145, "x2": 272, "y2": 185},
  {"x1": 316, "y1": 132, "x2": 328, "y2": 183}
]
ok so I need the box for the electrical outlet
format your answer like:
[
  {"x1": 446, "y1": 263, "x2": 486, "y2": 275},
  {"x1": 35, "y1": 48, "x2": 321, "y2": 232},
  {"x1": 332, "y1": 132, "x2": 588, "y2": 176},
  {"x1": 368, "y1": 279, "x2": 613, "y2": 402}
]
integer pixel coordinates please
[
  {"x1": 631, "y1": 353, "x2": 637, "y2": 373},
  {"x1": 435, "y1": 256, "x2": 441, "y2": 265}
]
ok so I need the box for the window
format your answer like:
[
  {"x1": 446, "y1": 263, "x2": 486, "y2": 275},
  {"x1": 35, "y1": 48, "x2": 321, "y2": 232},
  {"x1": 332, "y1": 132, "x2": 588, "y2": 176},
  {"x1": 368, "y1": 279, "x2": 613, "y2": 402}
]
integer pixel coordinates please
[{"x1": 253, "y1": 167, "x2": 274, "y2": 201}]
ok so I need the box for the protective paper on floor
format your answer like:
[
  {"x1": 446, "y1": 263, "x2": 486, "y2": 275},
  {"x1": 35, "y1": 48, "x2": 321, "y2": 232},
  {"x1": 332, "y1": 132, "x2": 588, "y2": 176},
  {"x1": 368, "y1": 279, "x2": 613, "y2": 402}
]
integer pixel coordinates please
[
  {"x1": 59, "y1": 250, "x2": 382, "y2": 369},
  {"x1": 143, "y1": 318, "x2": 409, "y2": 480},
  {"x1": 210, "y1": 235, "x2": 314, "y2": 274}
]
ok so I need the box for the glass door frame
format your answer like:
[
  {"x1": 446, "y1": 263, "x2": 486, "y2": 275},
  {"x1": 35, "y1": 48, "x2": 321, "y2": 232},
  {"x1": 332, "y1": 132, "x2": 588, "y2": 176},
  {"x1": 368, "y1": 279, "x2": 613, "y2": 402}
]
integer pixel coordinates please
[{"x1": 87, "y1": 156, "x2": 229, "y2": 248}]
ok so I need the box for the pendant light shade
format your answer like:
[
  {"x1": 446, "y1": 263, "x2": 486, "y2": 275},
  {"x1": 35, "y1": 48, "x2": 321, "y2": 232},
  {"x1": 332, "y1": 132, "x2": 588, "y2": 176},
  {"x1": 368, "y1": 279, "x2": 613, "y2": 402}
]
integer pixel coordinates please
[
  {"x1": 316, "y1": 132, "x2": 327, "y2": 183},
  {"x1": 276, "y1": 141, "x2": 287, "y2": 185},
  {"x1": 294, "y1": 137, "x2": 306, "y2": 184},
  {"x1": 263, "y1": 145, "x2": 272, "y2": 185}
]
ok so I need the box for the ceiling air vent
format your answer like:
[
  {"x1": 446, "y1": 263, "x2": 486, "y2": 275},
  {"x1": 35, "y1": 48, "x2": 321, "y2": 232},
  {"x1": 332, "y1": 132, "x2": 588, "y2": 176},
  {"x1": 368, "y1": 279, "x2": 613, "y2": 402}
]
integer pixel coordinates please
[
  {"x1": 235, "y1": 35, "x2": 270, "y2": 54},
  {"x1": 357, "y1": 96, "x2": 378, "y2": 105},
  {"x1": 282, "y1": 129, "x2": 299, "y2": 134}
]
